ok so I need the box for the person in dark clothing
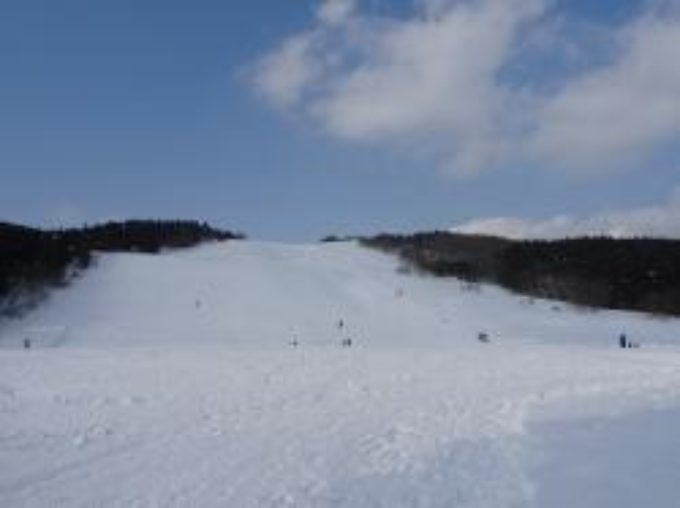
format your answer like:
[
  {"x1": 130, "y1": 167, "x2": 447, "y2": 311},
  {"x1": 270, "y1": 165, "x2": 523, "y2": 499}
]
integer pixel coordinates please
[{"x1": 619, "y1": 333, "x2": 627, "y2": 349}]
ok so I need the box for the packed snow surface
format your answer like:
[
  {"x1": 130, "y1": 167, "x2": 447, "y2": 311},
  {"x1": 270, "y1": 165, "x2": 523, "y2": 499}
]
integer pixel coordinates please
[
  {"x1": 1, "y1": 241, "x2": 680, "y2": 507},
  {"x1": 3, "y1": 241, "x2": 679, "y2": 348}
]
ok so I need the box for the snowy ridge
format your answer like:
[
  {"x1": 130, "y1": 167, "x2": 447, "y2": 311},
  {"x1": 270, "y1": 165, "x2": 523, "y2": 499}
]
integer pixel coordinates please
[{"x1": 1, "y1": 241, "x2": 680, "y2": 507}]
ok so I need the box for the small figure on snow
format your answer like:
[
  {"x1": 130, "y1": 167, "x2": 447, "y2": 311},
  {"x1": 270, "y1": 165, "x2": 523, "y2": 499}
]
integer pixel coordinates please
[
  {"x1": 619, "y1": 333, "x2": 628, "y2": 349},
  {"x1": 341, "y1": 338, "x2": 353, "y2": 348},
  {"x1": 477, "y1": 332, "x2": 490, "y2": 344},
  {"x1": 23, "y1": 338, "x2": 31, "y2": 350}
]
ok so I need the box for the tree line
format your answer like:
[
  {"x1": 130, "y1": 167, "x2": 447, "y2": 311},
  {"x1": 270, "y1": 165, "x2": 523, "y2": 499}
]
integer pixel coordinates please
[
  {"x1": 361, "y1": 232, "x2": 680, "y2": 317},
  {"x1": 0, "y1": 220, "x2": 243, "y2": 318}
]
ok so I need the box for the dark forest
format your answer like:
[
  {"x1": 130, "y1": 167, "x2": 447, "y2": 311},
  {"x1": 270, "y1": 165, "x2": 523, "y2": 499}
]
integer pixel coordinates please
[
  {"x1": 0, "y1": 220, "x2": 242, "y2": 318},
  {"x1": 361, "y1": 232, "x2": 680, "y2": 317}
]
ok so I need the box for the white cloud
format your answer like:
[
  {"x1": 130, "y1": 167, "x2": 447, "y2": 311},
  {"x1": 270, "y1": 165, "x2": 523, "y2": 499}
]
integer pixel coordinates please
[
  {"x1": 249, "y1": 1, "x2": 357, "y2": 110},
  {"x1": 528, "y1": 16, "x2": 680, "y2": 172},
  {"x1": 249, "y1": 0, "x2": 680, "y2": 175},
  {"x1": 313, "y1": 0, "x2": 544, "y2": 174},
  {"x1": 452, "y1": 187, "x2": 680, "y2": 239},
  {"x1": 250, "y1": 33, "x2": 320, "y2": 109},
  {"x1": 317, "y1": 0, "x2": 356, "y2": 26}
]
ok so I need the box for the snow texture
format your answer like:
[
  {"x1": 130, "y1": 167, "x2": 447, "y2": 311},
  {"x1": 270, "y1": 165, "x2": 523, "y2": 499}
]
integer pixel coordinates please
[{"x1": 1, "y1": 241, "x2": 680, "y2": 507}]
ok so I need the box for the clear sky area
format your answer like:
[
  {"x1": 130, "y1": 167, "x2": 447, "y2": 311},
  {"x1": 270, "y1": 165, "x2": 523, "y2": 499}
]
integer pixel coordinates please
[{"x1": 1, "y1": 0, "x2": 679, "y2": 240}]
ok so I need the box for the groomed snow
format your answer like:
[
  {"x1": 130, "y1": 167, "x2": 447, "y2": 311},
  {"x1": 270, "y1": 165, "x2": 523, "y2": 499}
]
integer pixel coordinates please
[
  {"x1": 2, "y1": 241, "x2": 678, "y2": 349},
  {"x1": 1, "y1": 241, "x2": 680, "y2": 507}
]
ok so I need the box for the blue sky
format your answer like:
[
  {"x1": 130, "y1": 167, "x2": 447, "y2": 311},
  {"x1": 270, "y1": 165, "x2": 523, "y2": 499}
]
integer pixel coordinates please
[{"x1": 1, "y1": 0, "x2": 678, "y2": 240}]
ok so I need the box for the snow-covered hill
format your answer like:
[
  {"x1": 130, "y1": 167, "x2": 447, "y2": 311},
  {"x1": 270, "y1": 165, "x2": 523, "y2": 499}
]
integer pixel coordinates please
[
  {"x1": 1, "y1": 241, "x2": 680, "y2": 507},
  {"x1": 1, "y1": 240, "x2": 678, "y2": 348}
]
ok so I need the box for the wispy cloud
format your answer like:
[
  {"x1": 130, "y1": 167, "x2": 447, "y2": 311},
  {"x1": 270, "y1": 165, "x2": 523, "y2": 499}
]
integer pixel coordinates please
[
  {"x1": 528, "y1": 14, "x2": 680, "y2": 172},
  {"x1": 452, "y1": 186, "x2": 680, "y2": 239},
  {"x1": 316, "y1": 0, "x2": 356, "y2": 26},
  {"x1": 250, "y1": 33, "x2": 321, "y2": 109},
  {"x1": 248, "y1": 0, "x2": 680, "y2": 176}
]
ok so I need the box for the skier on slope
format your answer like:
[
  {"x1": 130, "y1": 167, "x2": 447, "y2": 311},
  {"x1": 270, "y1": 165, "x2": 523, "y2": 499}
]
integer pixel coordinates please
[{"x1": 337, "y1": 318, "x2": 353, "y2": 347}]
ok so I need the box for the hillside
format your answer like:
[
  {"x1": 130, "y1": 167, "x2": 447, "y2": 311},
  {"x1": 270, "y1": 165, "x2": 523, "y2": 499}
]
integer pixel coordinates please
[
  {"x1": 0, "y1": 220, "x2": 241, "y2": 319},
  {"x1": 2, "y1": 241, "x2": 680, "y2": 507},
  {"x1": 361, "y1": 232, "x2": 680, "y2": 316},
  {"x1": 2, "y1": 240, "x2": 678, "y2": 348}
]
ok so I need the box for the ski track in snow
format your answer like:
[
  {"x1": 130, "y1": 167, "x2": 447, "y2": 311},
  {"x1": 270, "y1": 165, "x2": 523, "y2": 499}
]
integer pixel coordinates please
[
  {"x1": 3, "y1": 241, "x2": 679, "y2": 349},
  {"x1": 1, "y1": 241, "x2": 680, "y2": 507}
]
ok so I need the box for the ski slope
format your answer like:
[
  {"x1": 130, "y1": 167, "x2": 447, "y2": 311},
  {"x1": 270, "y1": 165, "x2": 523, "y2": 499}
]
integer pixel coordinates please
[
  {"x1": 1, "y1": 240, "x2": 680, "y2": 507},
  {"x1": 1, "y1": 240, "x2": 678, "y2": 348}
]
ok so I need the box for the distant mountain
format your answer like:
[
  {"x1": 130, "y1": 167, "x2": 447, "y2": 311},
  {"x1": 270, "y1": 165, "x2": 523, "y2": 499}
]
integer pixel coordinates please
[{"x1": 451, "y1": 191, "x2": 680, "y2": 240}]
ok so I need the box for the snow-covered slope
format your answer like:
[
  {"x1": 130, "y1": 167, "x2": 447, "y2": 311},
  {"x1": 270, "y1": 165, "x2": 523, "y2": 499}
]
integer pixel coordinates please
[
  {"x1": 2, "y1": 240, "x2": 680, "y2": 507},
  {"x1": 1, "y1": 240, "x2": 678, "y2": 348}
]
